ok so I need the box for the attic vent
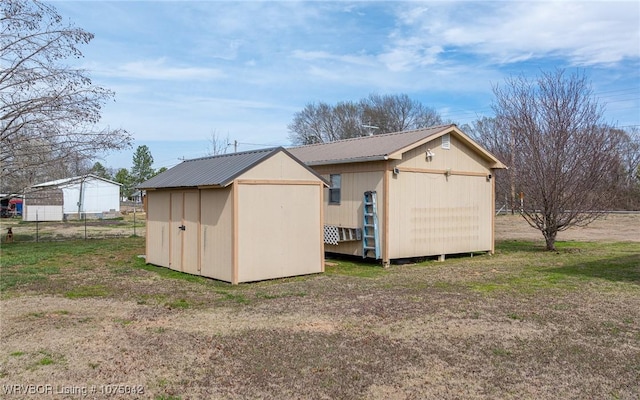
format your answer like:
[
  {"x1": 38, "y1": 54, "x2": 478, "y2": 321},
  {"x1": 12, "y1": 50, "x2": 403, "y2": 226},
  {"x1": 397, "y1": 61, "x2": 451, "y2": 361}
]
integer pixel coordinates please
[{"x1": 441, "y1": 133, "x2": 450, "y2": 150}]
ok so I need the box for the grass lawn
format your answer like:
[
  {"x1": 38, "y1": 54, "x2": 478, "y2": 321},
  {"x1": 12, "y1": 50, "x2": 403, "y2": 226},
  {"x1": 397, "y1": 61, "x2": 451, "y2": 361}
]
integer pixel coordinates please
[{"x1": 1, "y1": 237, "x2": 639, "y2": 399}]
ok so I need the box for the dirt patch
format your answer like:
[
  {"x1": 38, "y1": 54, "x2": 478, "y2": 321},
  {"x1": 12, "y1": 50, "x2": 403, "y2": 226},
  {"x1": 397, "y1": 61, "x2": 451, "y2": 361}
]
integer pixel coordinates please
[
  {"x1": 1, "y1": 217, "x2": 639, "y2": 399},
  {"x1": 496, "y1": 212, "x2": 640, "y2": 242},
  {"x1": 3, "y1": 284, "x2": 638, "y2": 399}
]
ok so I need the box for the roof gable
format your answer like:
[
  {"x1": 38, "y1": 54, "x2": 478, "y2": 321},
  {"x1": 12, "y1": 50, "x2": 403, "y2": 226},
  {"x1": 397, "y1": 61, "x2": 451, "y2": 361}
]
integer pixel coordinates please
[
  {"x1": 138, "y1": 147, "x2": 327, "y2": 190},
  {"x1": 289, "y1": 124, "x2": 505, "y2": 169}
]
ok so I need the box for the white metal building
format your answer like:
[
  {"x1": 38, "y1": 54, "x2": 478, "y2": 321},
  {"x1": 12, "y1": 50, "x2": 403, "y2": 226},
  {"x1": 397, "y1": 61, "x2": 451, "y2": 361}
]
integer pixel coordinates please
[{"x1": 24, "y1": 174, "x2": 121, "y2": 221}]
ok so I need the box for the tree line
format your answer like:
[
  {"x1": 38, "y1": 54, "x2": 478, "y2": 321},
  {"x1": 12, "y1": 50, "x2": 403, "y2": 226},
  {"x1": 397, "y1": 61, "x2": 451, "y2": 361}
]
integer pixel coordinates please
[
  {"x1": 288, "y1": 93, "x2": 446, "y2": 144},
  {"x1": 2, "y1": 0, "x2": 638, "y2": 250}
]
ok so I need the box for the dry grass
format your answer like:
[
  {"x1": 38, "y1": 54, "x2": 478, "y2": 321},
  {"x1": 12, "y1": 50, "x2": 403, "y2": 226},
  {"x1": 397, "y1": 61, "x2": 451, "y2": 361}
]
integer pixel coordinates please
[{"x1": 1, "y1": 214, "x2": 639, "y2": 399}]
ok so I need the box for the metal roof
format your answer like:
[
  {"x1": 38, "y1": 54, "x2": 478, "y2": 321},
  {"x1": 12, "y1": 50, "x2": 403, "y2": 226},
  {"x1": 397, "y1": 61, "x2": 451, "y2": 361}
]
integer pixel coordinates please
[
  {"x1": 288, "y1": 124, "x2": 506, "y2": 168},
  {"x1": 138, "y1": 147, "x2": 325, "y2": 190},
  {"x1": 288, "y1": 125, "x2": 455, "y2": 166},
  {"x1": 31, "y1": 174, "x2": 122, "y2": 188}
]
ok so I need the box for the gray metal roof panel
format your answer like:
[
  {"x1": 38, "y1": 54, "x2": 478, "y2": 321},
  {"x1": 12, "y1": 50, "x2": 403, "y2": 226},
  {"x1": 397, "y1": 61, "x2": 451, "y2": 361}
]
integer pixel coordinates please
[
  {"x1": 288, "y1": 125, "x2": 454, "y2": 165},
  {"x1": 138, "y1": 147, "x2": 280, "y2": 189}
]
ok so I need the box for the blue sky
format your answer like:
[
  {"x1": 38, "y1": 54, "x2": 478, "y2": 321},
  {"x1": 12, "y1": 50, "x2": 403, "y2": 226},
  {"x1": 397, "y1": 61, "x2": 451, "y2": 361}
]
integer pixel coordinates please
[{"x1": 51, "y1": 1, "x2": 640, "y2": 170}]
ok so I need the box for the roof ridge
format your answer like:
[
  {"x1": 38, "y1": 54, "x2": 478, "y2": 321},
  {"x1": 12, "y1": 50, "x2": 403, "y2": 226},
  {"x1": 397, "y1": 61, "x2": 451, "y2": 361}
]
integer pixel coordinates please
[
  {"x1": 290, "y1": 124, "x2": 455, "y2": 149},
  {"x1": 184, "y1": 146, "x2": 281, "y2": 163}
]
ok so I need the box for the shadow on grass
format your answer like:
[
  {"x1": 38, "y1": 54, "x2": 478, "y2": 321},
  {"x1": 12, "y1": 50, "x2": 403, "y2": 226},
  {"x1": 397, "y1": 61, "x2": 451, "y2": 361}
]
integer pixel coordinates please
[
  {"x1": 496, "y1": 240, "x2": 547, "y2": 253},
  {"x1": 541, "y1": 254, "x2": 640, "y2": 284}
]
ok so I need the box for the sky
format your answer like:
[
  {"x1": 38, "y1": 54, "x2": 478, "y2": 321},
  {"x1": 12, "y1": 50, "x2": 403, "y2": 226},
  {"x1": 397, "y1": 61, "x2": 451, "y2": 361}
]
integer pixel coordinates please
[{"x1": 50, "y1": 0, "x2": 640, "y2": 171}]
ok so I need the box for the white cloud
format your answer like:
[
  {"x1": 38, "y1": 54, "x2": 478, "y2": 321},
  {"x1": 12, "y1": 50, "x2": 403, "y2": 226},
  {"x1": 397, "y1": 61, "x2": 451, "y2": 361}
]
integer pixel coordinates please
[
  {"x1": 291, "y1": 50, "x2": 374, "y2": 66},
  {"x1": 389, "y1": 2, "x2": 639, "y2": 67},
  {"x1": 107, "y1": 58, "x2": 226, "y2": 80},
  {"x1": 378, "y1": 45, "x2": 443, "y2": 72},
  {"x1": 57, "y1": 0, "x2": 637, "y2": 159}
]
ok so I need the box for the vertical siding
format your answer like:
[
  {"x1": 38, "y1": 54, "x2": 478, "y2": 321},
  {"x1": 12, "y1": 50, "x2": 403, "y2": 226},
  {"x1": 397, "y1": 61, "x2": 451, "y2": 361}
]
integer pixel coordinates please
[
  {"x1": 389, "y1": 135, "x2": 494, "y2": 258},
  {"x1": 146, "y1": 191, "x2": 170, "y2": 268},
  {"x1": 200, "y1": 187, "x2": 233, "y2": 282},
  {"x1": 389, "y1": 172, "x2": 492, "y2": 258},
  {"x1": 61, "y1": 179, "x2": 120, "y2": 214},
  {"x1": 144, "y1": 152, "x2": 326, "y2": 283},
  {"x1": 401, "y1": 135, "x2": 491, "y2": 172},
  {"x1": 310, "y1": 164, "x2": 385, "y2": 257},
  {"x1": 236, "y1": 183, "x2": 323, "y2": 282},
  {"x1": 169, "y1": 192, "x2": 183, "y2": 270},
  {"x1": 238, "y1": 151, "x2": 321, "y2": 181},
  {"x1": 23, "y1": 206, "x2": 63, "y2": 222},
  {"x1": 182, "y1": 191, "x2": 200, "y2": 274}
]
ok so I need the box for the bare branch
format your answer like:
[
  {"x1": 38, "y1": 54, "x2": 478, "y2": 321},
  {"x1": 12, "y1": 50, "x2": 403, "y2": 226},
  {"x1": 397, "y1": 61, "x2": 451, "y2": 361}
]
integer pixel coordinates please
[
  {"x1": 491, "y1": 69, "x2": 621, "y2": 250},
  {"x1": 0, "y1": 0, "x2": 132, "y2": 193}
]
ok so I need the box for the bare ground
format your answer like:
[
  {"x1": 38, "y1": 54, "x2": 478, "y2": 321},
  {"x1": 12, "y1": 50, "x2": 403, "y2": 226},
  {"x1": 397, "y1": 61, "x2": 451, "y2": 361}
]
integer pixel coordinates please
[
  {"x1": 0, "y1": 214, "x2": 639, "y2": 399},
  {"x1": 495, "y1": 212, "x2": 640, "y2": 242}
]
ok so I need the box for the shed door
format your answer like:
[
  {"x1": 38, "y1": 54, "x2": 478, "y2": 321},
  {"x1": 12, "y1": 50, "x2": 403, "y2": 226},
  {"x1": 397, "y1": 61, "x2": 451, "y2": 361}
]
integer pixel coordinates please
[{"x1": 170, "y1": 191, "x2": 200, "y2": 274}]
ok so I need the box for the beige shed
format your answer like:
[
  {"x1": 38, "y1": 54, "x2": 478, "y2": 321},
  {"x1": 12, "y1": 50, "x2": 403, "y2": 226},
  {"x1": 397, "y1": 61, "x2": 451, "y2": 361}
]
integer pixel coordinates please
[
  {"x1": 138, "y1": 147, "x2": 327, "y2": 284},
  {"x1": 289, "y1": 124, "x2": 506, "y2": 266}
]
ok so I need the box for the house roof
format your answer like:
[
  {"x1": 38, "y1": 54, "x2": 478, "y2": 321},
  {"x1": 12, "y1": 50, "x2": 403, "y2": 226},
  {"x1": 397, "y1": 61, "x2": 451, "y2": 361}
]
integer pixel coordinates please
[
  {"x1": 288, "y1": 124, "x2": 506, "y2": 168},
  {"x1": 31, "y1": 174, "x2": 122, "y2": 188},
  {"x1": 138, "y1": 147, "x2": 327, "y2": 190}
]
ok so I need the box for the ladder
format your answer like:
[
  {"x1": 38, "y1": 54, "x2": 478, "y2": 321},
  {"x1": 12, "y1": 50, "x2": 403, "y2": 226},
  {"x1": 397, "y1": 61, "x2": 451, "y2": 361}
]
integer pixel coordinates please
[{"x1": 362, "y1": 191, "x2": 381, "y2": 259}]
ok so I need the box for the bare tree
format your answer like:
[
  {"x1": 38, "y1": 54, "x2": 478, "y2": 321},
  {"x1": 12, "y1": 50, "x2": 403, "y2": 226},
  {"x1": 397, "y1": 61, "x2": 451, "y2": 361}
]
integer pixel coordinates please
[
  {"x1": 288, "y1": 102, "x2": 361, "y2": 145},
  {"x1": 464, "y1": 116, "x2": 517, "y2": 213},
  {"x1": 492, "y1": 69, "x2": 623, "y2": 250},
  {"x1": 207, "y1": 130, "x2": 230, "y2": 155},
  {"x1": 288, "y1": 94, "x2": 445, "y2": 145},
  {"x1": 0, "y1": 0, "x2": 131, "y2": 193},
  {"x1": 361, "y1": 93, "x2": 443, "y2": 133}
]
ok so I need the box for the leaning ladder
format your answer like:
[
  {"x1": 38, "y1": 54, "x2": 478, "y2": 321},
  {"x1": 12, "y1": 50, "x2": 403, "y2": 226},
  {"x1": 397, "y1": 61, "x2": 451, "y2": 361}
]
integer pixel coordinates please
[{"x1": 362, "y1": 191, "x2": 381, "y2": 259}]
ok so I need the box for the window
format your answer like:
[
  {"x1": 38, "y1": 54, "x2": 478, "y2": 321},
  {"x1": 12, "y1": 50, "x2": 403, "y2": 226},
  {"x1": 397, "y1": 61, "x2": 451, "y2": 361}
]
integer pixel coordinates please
[
  {"x1": 329, "y1": 174, "x2": 341, "y2": 204},
  {"x1": 441, "y1": 133, "x2": 450, "y2": 150}
]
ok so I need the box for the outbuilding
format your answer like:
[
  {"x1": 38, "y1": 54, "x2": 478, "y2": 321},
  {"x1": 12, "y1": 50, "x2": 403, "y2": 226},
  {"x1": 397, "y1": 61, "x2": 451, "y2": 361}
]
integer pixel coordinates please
[
  {"x1": 23, "y1": 174, "x2": 121, "y2": 221},
  {"x1": 138, "y1": 147, "x2": 327, "y2": 284},
  {"x1": 289, "y1": 124, "x2": 506, "y2": 266}
]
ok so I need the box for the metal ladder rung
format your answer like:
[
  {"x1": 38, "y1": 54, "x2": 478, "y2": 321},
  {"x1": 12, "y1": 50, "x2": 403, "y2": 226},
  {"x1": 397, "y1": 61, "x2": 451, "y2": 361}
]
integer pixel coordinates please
[{"x1": 362, "y1": 191, "x2": 380, "y2": 260}]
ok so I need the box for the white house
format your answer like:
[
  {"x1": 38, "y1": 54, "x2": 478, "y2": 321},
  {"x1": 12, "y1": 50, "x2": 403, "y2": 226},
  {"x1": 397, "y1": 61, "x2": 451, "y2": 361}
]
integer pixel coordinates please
[{"x1": 24, "y1": 174, "x2": 122, "y2": 221}]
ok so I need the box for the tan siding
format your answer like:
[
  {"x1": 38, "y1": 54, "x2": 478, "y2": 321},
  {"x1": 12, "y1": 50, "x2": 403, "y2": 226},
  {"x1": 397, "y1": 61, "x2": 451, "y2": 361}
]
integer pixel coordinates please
[
  {"x1": 308, "y1": 165, "x2": 385, "y2": 258},
  {"x1": 182, "y1": 191, "x2": 200, "y2": 274},
  {"x1": 309, "y1": 138, "x2": 496, "y2": 260},
  {"x1": 311, "y1": 161, "x2": 387, "y2": 175},
  {"x1": 146, "y1": 191, "x2": 170, "y2": 267},
  {"x1": 322, "y1": 171, "x2": 384, "y2": 228},
  {"x1": 389, "y1": 153, "x2": 493, "y2": 259},
  {"x1": 237, "y1": 182, "x2": 323, "y2": 282},
  {"x1": 169, "y1": 192, "x2": 182, "y2": 269},
  {"x1": 398, "y1": 136, "x2": 491, "y2": 173},
  {"x1": 168, "y1": 191, "x2": 200, "y2": 272},
  {"x1": 385, "y1": 135, "x2": 495, "y2": 258},
  {"x1": 144, "y1": 151, "x2": 325, "y2": 284},
  {"x1": 300, "y1": 128, "x2": 501, "y2": 261},
  {"x1": 237, "y1": 151, "x2": 321, "y2": 181},
  {"x1": 200, "y1": 187, "x2": 233, "y2": 282}
]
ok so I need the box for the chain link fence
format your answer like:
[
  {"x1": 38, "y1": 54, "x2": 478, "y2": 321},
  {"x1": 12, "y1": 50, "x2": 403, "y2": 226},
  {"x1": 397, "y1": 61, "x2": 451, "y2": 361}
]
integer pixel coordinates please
[{"x1": 0, "y1": 205, "x2": 145, "y2": 243}]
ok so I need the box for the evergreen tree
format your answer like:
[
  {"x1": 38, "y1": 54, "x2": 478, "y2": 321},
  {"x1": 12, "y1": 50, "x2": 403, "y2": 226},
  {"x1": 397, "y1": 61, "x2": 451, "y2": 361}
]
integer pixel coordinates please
[{"x1": 131, "y1": 145, "x2": 155, "y2": 185}]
